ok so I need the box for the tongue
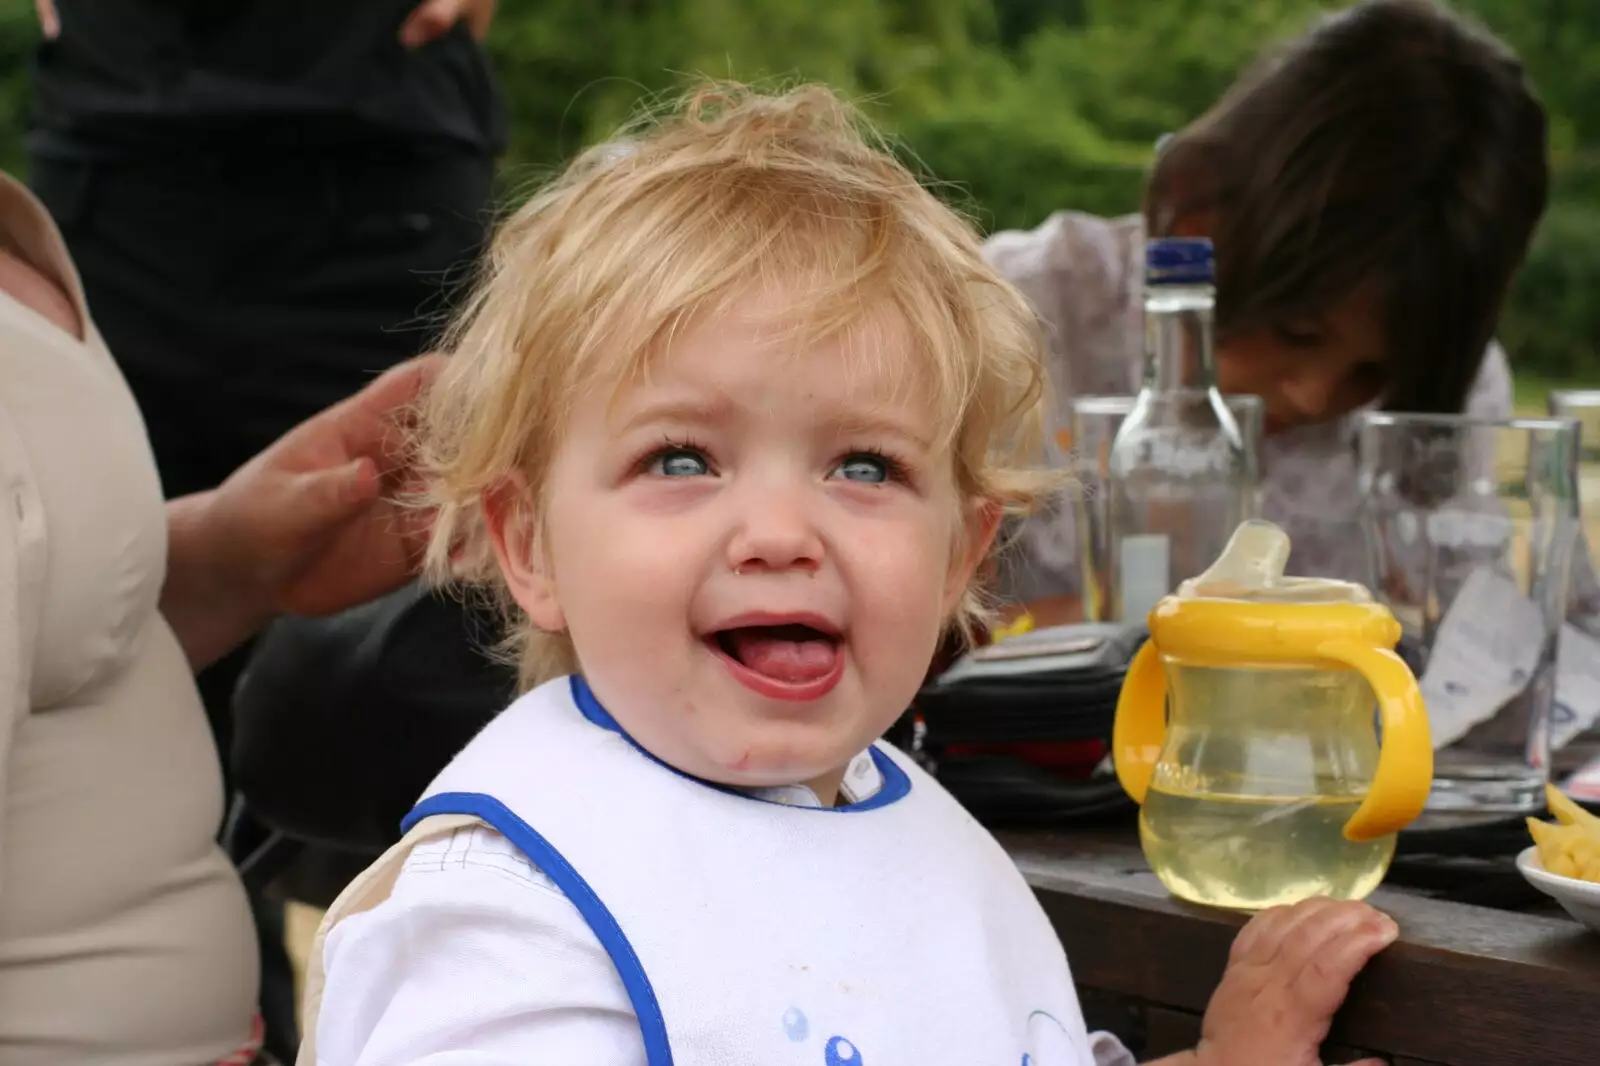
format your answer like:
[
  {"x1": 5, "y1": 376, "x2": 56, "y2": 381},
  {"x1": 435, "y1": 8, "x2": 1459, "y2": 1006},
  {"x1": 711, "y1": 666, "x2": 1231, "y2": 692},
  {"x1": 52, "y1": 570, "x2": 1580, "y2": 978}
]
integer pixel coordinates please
[{"x1": 725, "y1": 628, "x2": 839, "y2": 683}]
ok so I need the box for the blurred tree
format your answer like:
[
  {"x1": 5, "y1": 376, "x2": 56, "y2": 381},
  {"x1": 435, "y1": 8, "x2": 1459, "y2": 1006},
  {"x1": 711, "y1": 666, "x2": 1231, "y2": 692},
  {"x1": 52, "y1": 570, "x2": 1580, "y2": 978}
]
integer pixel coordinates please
[
  {"x1": 0, "y1": 0, "x2": 37, "y2": 176},
  {"x1": 991, "y1": 0, "x2": 1088, "y2": 47},
  {"x1": 1017, "y1": 0, "x2": 1321, "y2": 150},
  {"x1": 0, "y1": 0, "x2": 1594, "y2": 379},
  {"x1": 1457, "y1": 0, "x2": 1600, "y2": 199}
]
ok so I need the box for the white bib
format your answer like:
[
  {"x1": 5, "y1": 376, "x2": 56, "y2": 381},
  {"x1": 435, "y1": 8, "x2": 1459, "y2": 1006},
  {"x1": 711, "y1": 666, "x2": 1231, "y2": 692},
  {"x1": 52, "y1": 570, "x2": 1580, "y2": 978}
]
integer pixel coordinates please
[{"x1": 308, "y1": 676, "x2": 1102, "y2": 1066}]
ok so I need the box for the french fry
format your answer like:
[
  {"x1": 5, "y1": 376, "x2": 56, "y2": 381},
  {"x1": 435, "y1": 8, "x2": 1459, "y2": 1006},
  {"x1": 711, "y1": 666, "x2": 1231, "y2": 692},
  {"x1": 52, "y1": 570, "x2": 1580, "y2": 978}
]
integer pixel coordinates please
[
  {"x1": 1528, "y1": 815, "x2": 1564, "y2": 850},
  {"x1": 1545, "y1": 783, "x2": 1600, "y2": 830},
  {"x1": 1527, "y1": 786, "x2": 1600, "y2": 884}
]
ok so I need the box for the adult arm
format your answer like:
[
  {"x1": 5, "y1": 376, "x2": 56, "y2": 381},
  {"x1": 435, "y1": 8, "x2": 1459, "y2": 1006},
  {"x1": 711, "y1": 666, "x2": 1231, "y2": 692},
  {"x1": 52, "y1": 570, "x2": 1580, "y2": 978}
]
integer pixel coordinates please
[
  {"x1": 159, "y1": 356, "x2": 437, "y2": 671},
  {"x1": 160, "y1": 491, "x2": 277, "y2": 672}
]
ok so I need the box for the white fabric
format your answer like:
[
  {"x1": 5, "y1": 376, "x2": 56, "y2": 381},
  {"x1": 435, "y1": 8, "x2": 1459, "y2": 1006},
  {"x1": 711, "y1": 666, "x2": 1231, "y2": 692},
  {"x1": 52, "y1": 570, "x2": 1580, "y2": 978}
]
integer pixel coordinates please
[{"x1": 309, "y1": 678, "x2": 1136, "y2": 1066}]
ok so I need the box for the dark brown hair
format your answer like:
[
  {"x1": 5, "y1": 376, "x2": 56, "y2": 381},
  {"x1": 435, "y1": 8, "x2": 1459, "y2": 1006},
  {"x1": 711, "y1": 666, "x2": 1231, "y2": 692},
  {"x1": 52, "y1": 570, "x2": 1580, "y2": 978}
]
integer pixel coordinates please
[{"x1": 1145, "y1": 0, "x2": 1548, "y2": 413}]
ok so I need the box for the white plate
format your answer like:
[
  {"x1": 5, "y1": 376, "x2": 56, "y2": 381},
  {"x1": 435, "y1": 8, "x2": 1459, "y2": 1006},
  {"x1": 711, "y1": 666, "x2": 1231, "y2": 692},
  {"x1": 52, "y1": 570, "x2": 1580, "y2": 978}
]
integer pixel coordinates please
[{"x1": 1516, "y1": 845, "x2": 1600, "y2": 934}]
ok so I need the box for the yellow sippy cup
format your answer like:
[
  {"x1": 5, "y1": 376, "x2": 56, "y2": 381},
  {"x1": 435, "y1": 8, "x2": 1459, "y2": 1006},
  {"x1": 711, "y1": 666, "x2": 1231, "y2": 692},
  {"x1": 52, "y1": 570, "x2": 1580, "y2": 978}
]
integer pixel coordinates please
[{"x1": 1113, "y1": 519, "x2": 1433, "y2": 909}]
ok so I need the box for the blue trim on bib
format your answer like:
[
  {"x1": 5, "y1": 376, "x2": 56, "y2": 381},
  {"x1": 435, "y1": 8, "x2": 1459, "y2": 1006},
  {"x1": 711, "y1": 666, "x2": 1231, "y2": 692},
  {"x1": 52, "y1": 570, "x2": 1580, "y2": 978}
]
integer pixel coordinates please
[
  {"x1": 403, "y1": 792, "x2": 675, "y2": 1066},
  {"x1": 568, "y1": 675, "x2": 912, "y2": 812}
]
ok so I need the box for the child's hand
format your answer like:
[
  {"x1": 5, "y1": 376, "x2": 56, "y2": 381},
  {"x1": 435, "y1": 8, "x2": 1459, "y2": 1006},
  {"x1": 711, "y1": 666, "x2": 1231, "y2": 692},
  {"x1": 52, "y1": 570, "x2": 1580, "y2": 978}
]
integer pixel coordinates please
[{"x1": 1193, "y1": 897, "x2": 1398, "y2": 1066}]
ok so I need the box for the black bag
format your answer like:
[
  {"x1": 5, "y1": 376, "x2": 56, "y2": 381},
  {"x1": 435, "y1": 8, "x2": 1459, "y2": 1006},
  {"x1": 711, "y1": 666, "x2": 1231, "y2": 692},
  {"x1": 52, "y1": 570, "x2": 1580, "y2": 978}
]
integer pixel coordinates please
[
  {"x1": 909, "y1": 623, "x2": 1146, "y2": 827},
  {"x1": 229, "y1": 579, "x2": 516, "y2": 903}
]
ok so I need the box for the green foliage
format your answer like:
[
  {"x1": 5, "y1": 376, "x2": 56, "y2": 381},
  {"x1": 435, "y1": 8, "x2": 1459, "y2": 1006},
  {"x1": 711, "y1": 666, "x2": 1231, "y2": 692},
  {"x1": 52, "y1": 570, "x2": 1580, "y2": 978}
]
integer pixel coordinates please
[
  {"x1": 1015, "y1": 0, "x2": 1322, "y2": 147},
  {"x1": 1499, "y1": 203, "x2": 1600, "y2": 382},
  {"x1": 0, "y1": 0, "x2": 1597, "y2": 382},
  {"x1": 0, "y1": 0, "x2": 38, "y2": 177},
  {"x1": 894, "y1": 111, "x2": 1147, "y2": 230}
]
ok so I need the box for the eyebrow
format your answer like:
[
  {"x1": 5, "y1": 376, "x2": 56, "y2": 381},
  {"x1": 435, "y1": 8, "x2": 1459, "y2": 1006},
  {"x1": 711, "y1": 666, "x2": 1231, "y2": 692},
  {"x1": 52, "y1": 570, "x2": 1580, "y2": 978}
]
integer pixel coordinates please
[
  {"x1": 613, "y1": 394, "x2": 935, "y2": 451},
  {"x1": 822, "y1": 410, "x2": 935, "y2": 451},
  {"x1": 613, "y1": 395, "x2": 739, "y2": 437}
]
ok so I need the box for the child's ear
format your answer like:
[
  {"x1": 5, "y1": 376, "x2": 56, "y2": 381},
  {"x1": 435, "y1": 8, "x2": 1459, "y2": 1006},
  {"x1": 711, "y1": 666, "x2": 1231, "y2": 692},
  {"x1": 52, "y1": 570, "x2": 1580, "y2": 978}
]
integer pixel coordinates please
[
  {"x1": 942, "y1": 499, "x2": 1003, "y2": 616},
  {"x1": 483, "y1": 475, "x2": 566, "y2": 634}
]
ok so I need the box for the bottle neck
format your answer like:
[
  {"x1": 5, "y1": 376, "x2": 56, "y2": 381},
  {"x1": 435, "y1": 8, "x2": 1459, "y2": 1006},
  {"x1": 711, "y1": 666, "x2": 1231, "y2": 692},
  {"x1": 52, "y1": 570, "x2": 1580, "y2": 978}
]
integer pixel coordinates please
[{"x1": 1143, "y1": 283, "x2": 1217, "y2": 391}]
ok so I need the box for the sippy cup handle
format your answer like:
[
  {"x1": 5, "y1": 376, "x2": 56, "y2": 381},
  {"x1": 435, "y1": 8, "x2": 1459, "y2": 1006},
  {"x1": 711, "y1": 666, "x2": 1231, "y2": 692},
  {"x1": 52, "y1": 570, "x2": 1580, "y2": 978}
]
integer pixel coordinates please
[
  {"x1": 1112, "y1": 641, "x2": 1167, "y2": 805},
  {"x1": 1315, "y1": 640, "x2": 1434, "y2": 842},
  {"x1": 1112, "y1": 636, "x2": 1434, "y2": 837}
]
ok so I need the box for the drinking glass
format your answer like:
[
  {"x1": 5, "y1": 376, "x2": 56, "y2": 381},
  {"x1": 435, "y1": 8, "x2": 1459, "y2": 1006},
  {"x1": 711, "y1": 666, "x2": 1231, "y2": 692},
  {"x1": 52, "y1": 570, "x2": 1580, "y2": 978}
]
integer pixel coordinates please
[
  {"x1": 1071, "y1": 394, "x2": 1263, "y2": 622},
  {"x1": 1547, "y1": 390, "x2": 1600, "y2": 771},
  {"x1": 1549, "y1": 391, "x2": 1600, "y2": 553},
  {"x1": 1356, "y1": 412, "x2": 1581, "y2": 815}
]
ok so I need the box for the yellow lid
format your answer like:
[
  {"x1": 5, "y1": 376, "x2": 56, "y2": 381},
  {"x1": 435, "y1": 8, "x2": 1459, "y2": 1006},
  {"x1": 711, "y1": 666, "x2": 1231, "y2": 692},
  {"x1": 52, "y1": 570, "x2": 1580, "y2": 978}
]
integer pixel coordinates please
[
  {"x1": 1150, "y1": 518, "x2": 1398, "y2": 666},
  {"x1": 1146, "y1": 596, "x2": 1403, "y2": 669}
]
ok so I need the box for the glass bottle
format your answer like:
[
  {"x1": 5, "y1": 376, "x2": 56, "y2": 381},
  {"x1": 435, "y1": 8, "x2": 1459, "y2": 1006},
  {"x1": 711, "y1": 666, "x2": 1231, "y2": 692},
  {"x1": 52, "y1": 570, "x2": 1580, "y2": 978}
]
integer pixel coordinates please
[{"x1": 1106, "y1": 237, "x2": 1257, "y2": 622}]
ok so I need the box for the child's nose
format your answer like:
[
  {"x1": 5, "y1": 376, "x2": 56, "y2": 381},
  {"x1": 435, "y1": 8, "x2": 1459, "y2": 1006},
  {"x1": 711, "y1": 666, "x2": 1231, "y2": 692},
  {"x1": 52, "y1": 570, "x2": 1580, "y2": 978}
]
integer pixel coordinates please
[{"x1": 726, "y1": 489, "x2": 824, "y2": 576}]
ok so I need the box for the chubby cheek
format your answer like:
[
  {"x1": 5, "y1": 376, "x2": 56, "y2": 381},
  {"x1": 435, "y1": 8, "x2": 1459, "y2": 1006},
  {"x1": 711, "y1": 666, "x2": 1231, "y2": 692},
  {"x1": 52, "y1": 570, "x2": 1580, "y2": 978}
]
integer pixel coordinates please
[
  {"x1": 846, "y1": 524, "x2": 955, "y2": 688},
  {"x1": 546, "y1": 517, "x2": 697, "y2": 665}
]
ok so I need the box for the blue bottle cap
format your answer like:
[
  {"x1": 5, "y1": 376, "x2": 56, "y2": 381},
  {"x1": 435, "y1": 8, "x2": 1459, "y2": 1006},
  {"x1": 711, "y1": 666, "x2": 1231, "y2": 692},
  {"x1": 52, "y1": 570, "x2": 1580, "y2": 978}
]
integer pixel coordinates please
[{"x1": 1146, "y1": 237, "x2": 1215, "y2": 286}]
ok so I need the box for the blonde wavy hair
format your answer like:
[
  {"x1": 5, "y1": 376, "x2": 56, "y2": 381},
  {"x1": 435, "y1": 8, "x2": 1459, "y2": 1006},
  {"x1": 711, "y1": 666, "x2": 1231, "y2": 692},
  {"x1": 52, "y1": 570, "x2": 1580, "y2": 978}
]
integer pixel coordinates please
[{"x1": 416, "y1": 81, "x2": 1061, "y2": 689}]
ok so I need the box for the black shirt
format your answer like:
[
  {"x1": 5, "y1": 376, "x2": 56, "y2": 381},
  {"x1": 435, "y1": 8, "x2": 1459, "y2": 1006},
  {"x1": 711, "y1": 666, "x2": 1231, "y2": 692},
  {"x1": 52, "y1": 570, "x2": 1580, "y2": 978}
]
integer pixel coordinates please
[{"x1": 27, "y1": 0, "x2": 508, "y2": 161}]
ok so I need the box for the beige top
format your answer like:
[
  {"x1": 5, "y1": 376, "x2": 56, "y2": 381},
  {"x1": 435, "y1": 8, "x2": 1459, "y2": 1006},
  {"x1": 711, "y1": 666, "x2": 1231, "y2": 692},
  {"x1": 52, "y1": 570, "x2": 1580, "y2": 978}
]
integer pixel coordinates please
[{"x1": 0, "y1": 172, "x2": 258, "y2": 1064}]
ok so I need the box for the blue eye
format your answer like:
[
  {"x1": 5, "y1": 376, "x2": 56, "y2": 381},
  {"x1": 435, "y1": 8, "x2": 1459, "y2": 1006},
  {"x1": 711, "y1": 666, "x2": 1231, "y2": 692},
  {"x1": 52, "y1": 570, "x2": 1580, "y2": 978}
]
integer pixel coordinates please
[
  {"x1": 649, "y1": 447, "x2": 710, "y2": 477},
  {"x1": 835, "y1": 453, "x2": 891, "y2": 484}
]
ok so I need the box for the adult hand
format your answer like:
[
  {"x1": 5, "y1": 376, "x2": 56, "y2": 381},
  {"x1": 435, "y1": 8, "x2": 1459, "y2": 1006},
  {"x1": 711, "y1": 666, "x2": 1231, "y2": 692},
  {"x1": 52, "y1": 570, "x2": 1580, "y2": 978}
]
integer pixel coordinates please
[
  {"x1": 399, "y1": 0, "x2": 496, "y2": 49},
  {"x1": 36, "y1": 0, "x2": 494, "y2": 49},
  {"x1": 207, "y1": 354, "x2": 441, "y2": 619},
  {"x1": 162, "y1": 355, "x2": 443, "y2": 670},
  {"x1": 34, "y1": 0, "x2": 59, "y2": 39}
]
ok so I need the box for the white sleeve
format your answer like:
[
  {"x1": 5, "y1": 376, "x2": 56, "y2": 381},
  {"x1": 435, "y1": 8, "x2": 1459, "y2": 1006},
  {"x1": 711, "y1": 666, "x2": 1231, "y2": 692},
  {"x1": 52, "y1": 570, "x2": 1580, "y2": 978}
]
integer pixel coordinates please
[
  {"x1": 315, "y1": 826, "x2": 645, "y2": 1066},
  {"x1": 1463, "y1": 338, "x2": 1514, "y2": 515},
  {"x1": 1465, "y1": 339, "x2": 1513, "y2": 420},
  {"x1": 980, "y1": 212, "x2": 1139, "y2": 605},
  {"x1": 983, "y1": 213, "x2": 1081, "y2": 605}
]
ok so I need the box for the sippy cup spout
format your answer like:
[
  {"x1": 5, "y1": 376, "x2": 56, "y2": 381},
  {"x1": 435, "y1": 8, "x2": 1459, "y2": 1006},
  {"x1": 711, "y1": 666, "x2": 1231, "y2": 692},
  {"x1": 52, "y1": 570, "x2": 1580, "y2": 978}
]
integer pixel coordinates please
[
  {"x1": 1177, "y1": 518, "x2": 1291, "y2": 599},
  {"x1": 1175, "y1": 519, "x2": 1374, "y2": 605}
]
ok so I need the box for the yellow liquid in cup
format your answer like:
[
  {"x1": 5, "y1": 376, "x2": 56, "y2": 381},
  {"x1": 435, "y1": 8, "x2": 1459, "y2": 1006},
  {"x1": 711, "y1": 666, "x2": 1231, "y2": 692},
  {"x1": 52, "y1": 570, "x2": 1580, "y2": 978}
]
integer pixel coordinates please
[{"x1": 1140, "y1": 784, "x2": 1396, "y2": 910}]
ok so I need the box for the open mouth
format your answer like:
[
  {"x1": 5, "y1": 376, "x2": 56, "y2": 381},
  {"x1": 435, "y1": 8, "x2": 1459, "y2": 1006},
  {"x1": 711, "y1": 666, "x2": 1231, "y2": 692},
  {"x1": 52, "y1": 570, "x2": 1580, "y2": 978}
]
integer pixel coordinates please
[{"x1": 707, "y1": 619, "x2": 844, "y2": 700}]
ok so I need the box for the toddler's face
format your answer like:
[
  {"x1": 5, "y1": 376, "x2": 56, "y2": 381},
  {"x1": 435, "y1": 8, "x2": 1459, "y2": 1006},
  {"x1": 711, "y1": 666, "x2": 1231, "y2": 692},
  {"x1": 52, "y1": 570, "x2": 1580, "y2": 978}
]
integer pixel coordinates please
[{"x1": 500, "y1": 291, "x2": 992, "y2": 802}]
